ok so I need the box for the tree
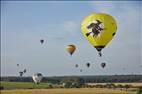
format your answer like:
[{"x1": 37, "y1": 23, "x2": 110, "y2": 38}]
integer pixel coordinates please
[
  {"x1": 137, "y1": 88, "x2": 142, "y2": 94},
  {"x1": 61, "y1": 77, "x2": 85, "y2": 88}
]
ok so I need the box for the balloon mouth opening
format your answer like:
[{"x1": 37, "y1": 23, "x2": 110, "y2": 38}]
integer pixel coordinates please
[
  {"x1": 94, "y1": 46, "x2": 105, "y2": 57},
  {"x1": 70, "y1": 52, "x2": 73, "y2": 55},
  {"x1": 94, "y1": 46, "x2": 105, "y2": 52}
]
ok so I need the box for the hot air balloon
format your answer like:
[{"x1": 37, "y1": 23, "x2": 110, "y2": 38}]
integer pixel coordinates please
[
  {"x1": 75, "y1": 64, "x2": 79, "y2": 68},
  {"x1": 81, "y1": 13, "x2": 117, "y2": 57},
  {"x1": 17, "y1": 64, "x2": 19, "y2": 67},
  {"x1": 32, "y1": 73, "x2": 43, "y2": 84},
  {"x1": 23, "y1": 69, "x2": 26, "y2": 73},
  {"x1": 40, "y1": 39, "x2": 44, "y2": 44},
  {"x1": 66, "y1": 45, "x2": 76, "y2": 56},
  {"x1": 19, "y1": 71, "x2": 24, "y2": 77},
  {"x1": 101, "y1": 62, "x2": 106, "y2": 68},
  {"x1": 86, "y1": 63, "x2": 90, "y2": 68},
  {"x1": 80, "y1": 69, "x2": 83, "y2": 72}
]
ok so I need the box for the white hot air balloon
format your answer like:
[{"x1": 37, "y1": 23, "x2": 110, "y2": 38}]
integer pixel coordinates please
[{"x1": 32, "y1": 73, "x2": 43, "y2": 84}]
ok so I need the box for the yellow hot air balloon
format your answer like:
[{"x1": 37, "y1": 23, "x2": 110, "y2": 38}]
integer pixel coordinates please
[
  {"x1": 81, "y1": 13, "x2": 117, "y2": 57},
  {"x1": 66, "y1": 45, "x2": 76, "y2": 56}
]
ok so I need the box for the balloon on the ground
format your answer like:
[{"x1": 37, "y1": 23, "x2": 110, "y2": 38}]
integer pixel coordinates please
[
  {"x1": 32, "y1": 73, "x2": 43, "y2": 84},
  {"x1": 81, "y1": 13, "x2": 117, "y2": 57}
]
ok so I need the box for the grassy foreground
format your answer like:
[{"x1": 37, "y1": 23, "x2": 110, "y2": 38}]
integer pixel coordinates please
[
  {"x1": 0, "y1": 81, "x2": 50, "y2": 89},
  {"x1": 1, "y1": 88, "x2": 137, "y2": 94},
  {"x1": 0, "y1": 81, "x2": 139, "y2": 94}
]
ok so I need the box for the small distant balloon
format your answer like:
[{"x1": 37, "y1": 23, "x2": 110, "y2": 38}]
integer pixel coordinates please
[
  {"x1": 66, "y1": 45, "x2": 76, "y2": 56},
  {"x1": 23, "y1": 69, "x2": 26, "y2": 73},
  {"x1": 17, "y1": 64, "x2": 19, "y2": 67},
  {"x1": 40, "y1": 39, "x2": 44, "y2": 44},
  {"x1": 32, "y1": 73, "x2": 43, "y2": 84},
  {"x1": 86, "y1": 63, "x2": 90, "y2": 68},
  {"x1": 75, "y1": 64, "x2": 79, "y2": 68},
  {"x1": 101, "y1": 62, "x2": 106, "y2": 68},
  {"x1": 19, "y1": 71, "x2": 23, "y2": 77}
]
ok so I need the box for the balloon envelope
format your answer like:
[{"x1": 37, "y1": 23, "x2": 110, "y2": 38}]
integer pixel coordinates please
[
  {"x1": 40, "y1": 39, "x2": 44, "y2": 44},
  {"x1": 75, "y1": 64, "x2": 79, "y2": 68},
  {"x1": 80, "y1": 69, "x2": 83, "y2": 72},
  {"x1": 23, "y1": 69, "x2": 26, "y2": 73},
  {"x1": 17, "y1": 64, "x2": 19, "y2": 66},
  {"x1": 66, "y1": 45, "x2": 76, "y2": 55},
  {"x1": 19, "y1": 71, "x2": 23, "y2": 77},
  {"x1": 32, "y1": 73, "x2": 43, "y2": 84},
  {"x1": 81, "y1": 13, "x2": 117, "y2": 56},
  {"x1": 86, "y1": 63, "x2": 90, "y2": 68},
  {"x1": 101, "y1": 62, "x2": 106, "y2": 68}
]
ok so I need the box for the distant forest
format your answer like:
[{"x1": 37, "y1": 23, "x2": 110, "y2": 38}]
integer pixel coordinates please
[{"x1": 1, "y1": 75, "x2": 142, "y2": 83}]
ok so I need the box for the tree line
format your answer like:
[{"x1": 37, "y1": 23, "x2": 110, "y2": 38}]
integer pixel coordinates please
[{"x1": 1, "y1": 75, "x2": 142, "y2": 83}]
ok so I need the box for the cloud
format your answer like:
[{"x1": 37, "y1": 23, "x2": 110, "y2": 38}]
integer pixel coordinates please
[{"x1": 62, "y1": 21, "x2": 79, "y2": 33}]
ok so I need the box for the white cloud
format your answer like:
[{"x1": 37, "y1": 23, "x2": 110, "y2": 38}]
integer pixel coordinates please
[{"x1": 62, "y1": 21, "x2": 79, "y2": 33}]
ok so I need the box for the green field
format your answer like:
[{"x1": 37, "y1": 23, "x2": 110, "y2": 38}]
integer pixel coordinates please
[
  {"x1": 0, "y1": 81, "x2": 52, "y2": 89},
  {"x1": 1, "y1": 88, "x2": 137, "y2": 94},
  {"x1": 0, "y1": 81, "x2": 139, "y2": 94}
]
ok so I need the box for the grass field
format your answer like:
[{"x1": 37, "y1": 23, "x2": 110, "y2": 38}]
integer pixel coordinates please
[
  {"x1": 0, "y1": 81, "x2": 139, "y2": 94},
  {"x1": 1, "y1": 88, "x2": 137, "y2": 94},
  {"x1": 0, "y1": 81, "x2": 51, "y2": 89},
  {"x1": 87, "y1": 83, "x2": 142, "y2": 87}
]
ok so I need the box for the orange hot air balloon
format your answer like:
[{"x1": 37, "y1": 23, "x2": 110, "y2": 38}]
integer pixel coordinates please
[{"x1": 66, "y1": 45, "x2": 76, "y2": 56}]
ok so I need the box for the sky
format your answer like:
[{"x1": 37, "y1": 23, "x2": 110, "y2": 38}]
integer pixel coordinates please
[{"x1": 1, "y1": 1, "x2": 142, "y2": 77}]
